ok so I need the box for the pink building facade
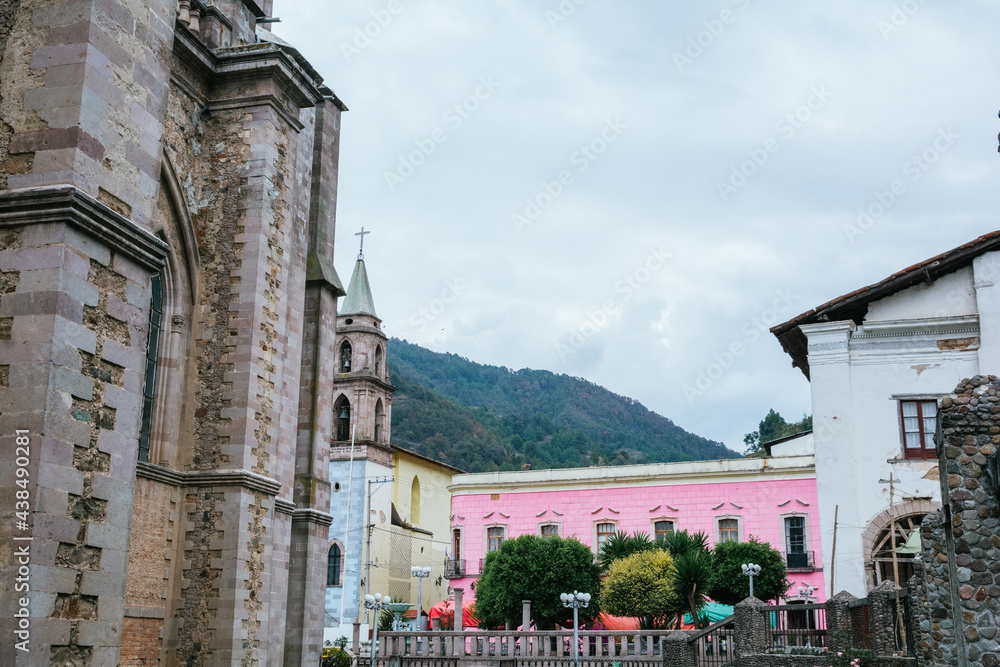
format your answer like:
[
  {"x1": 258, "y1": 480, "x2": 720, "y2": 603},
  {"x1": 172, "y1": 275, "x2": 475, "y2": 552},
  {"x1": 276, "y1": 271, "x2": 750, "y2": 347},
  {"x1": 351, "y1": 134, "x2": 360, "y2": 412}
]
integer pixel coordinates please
[{"x1": 446, "y1": 455, "x2": 826, "y2": 606}]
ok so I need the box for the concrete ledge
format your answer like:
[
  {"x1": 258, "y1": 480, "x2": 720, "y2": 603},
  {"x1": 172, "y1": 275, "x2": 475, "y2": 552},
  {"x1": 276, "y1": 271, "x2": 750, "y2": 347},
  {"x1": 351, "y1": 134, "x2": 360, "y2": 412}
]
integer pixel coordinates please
[
  {"x1": 0, "y1": 186, "x2": 169, "y2": 270},
  {"x1": 136, "y1": 461, "x2": 282, "y2": 496},
  {"x1": 291, "y1": 508, "x2": 333, "y2": 526},
  {"x1": 275, "y1": 498, "x2": 296, "y2": 515}
]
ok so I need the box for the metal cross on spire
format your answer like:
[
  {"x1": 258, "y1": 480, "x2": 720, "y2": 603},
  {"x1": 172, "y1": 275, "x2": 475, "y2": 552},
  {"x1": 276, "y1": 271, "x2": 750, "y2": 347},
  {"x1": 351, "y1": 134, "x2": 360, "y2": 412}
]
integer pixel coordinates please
[{"x1": 355, "y1": 226, "x2": 370, "y2": 260}]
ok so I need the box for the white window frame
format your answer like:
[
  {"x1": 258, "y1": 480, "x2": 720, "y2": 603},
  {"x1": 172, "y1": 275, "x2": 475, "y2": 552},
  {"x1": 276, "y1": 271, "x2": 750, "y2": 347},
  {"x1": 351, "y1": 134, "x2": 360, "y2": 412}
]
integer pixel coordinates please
[
  {"x1": 715, "y1": 514, "x2": 742, "y2": 544},
  {"x1": 593, "y1": 520, "x2": 618, "y2": 554},
  {"x1": 484, "y1": 523, "x2": 507, "y2": 554},
  {"x1": 895, "y1": 396, "x2": 940, "y2": 460},
  {"x1": 779, "y1": 512, "x2": 811, "y2": 570},
  {"x1": 537, "y1": 522, "x2": 562, "y2": 537},
  {"x1": 651, "y1": 517, "x2": 677, "y2": 542},
  {"x1": 451, "y1": 525, "x2": 463, "y2": 561}
]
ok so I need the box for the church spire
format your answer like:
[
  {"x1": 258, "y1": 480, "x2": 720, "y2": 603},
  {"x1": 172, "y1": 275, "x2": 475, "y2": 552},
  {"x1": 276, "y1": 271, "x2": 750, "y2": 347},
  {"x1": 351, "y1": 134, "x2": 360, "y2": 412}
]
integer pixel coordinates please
[{"x1": 340, "y1": 228, "x2": 378, "y2": 317}]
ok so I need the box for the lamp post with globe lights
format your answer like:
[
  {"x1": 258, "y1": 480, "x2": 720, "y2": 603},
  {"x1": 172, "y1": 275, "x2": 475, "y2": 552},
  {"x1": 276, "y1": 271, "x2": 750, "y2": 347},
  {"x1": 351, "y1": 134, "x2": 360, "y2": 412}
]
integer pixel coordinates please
[
  {"x1": 560, "y1": 590, "x2": 591, "y2": 667},
  {"x1": 411, "y1": 566, "x2": 432, "y2": 628},
  {"x1": 741, "y1": 563, "x2": 761, "y2": 598},
  {"x1": 364, "y1": 592, "x2": 392, "y2": 663}
]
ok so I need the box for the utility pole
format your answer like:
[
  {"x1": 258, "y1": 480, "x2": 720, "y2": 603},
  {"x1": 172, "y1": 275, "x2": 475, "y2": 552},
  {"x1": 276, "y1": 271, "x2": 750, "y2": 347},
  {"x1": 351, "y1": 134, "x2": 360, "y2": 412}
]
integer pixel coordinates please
[
  {"x1": 829, "y1": 505, "x2": 838, "y2": 595},
  {"x1": 879, "y1": 470, "x2": 908, "y2": 656},
  {"x1": 363, "y1": 475, "x2": 393, "y2": 626},
  {"x1": 338, "y1": 425, "x2": 357, "y2": 627}
]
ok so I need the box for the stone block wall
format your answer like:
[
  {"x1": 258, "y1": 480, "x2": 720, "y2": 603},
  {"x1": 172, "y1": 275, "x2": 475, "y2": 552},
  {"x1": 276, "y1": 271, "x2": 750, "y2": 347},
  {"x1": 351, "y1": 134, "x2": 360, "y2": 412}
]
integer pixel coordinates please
[
  {"x1": 914, "y1": 375, "x2": 1000, "y2": 667},
  {"x1": 1, "y1": 0, "x2": 348, "y2": 664},
  {"x1": 0, "y1": 191, "x2": 168, "y2": 666}
]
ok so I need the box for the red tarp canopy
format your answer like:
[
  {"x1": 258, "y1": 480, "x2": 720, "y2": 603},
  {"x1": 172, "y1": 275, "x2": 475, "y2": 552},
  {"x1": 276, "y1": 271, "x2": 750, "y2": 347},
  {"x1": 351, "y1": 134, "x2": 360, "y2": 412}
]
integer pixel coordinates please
[
  {"x1": 428, "y1": 598, "x2": 479, "y2": 628},
  {"x1": 594, "y1": 612, "x2": 639, "y2": 630}
]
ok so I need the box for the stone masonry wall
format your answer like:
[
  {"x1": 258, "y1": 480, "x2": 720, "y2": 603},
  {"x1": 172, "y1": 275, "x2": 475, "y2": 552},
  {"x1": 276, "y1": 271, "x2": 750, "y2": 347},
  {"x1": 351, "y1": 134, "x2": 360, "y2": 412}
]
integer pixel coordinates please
[
  {"x1": 1, "y1": 1, "x2": 344, "y2": 664},
  {"x1": 0, "y1": 0, "x2": 176, "y2": 230},
  {"x1": 0, "y1": 194, "x2": 167, "y2": 666},
  {"x1": 917, "y1": 375, "x2": 1000, "y2": 667}
]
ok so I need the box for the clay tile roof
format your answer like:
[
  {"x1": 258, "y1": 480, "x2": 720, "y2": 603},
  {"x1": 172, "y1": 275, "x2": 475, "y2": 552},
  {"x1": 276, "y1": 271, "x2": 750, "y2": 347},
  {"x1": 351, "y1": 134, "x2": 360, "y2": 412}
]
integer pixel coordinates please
[{"x1": 771, "y1": 230, "x2": 1000, "y2": 379}]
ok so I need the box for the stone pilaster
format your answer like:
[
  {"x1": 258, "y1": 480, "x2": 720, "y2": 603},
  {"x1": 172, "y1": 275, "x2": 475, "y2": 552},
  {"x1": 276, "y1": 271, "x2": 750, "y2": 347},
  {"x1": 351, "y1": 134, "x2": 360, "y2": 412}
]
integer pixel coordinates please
[
  {"x1": 825, "y1": 589, "x2": 858, "y2": 657},
  {"x1": 733, "y1": 596, "x2": 769, "y2": 658},
  {"x1": 0, "y1": 188, "x2": 168, "y2": 666},
  {"x1": 162, "y1": 36, "x2": 329, "y2": 665},
  {"x1": 919, "y1": 375, "x2": 1000, "y2": 667},
  {"x1": 287, "y1": 89, "x2": 346, "y2": 664},
  {"x1": 0, "y1": 0, "x2": 176, "y2": 230},
  {"x1": 867, "y1": 579, "x2": 911, "y2": 658},
  {"x1": 662, "y1": 631, "x2": 698, "y2": 667}
]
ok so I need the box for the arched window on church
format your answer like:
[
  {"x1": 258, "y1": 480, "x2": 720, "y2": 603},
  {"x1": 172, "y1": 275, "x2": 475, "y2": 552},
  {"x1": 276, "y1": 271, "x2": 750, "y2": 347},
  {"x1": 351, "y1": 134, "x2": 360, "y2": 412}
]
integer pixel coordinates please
[
  {"x1": 138, "y1": 273, "x2": 163, "y2": 462},
  {"x1": 327, "y1": 543, "x2": 342, "y2": 587},
  {"x1": 339, "y1": 340, "x2": 352, "y2": 373},
  {"x1": 375, "y1": 345, "x2": 383, "y2": 376},
  {"x1": 335, "y1": 395, "x2": 351, "y2": 442},
  {"x1": 374, "y1": 398, "x2": 384, "y2": 443},
  {"x1": 410, "y1": 476, "x2": 421, "y2": 525}
]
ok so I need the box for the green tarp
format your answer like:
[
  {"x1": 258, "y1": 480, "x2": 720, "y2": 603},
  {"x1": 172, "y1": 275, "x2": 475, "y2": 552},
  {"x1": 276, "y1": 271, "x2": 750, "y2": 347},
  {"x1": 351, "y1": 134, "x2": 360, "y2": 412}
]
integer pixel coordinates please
[{"x1": 684, "y1": 601, "x2": 734, "y2": 626}]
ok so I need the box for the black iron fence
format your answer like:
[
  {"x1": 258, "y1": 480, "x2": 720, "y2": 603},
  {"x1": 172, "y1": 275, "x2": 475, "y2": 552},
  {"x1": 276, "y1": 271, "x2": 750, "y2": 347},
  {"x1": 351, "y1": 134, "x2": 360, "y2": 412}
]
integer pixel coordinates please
[
  {"x1": 762, "y1": 603, "x2": 827, "y2": 649},
  {"x1": 443, "y1": 559, "x2": 465, "y2": 578},
  {"x1": 781, "y1": 550, "x2": 816, "y2": 570}
]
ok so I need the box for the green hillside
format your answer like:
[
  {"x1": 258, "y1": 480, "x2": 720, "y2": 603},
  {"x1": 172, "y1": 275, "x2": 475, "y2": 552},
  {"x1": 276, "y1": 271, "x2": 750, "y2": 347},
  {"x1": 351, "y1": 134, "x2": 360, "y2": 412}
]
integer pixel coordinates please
[{"x1": 387, "y1": 339, "x2": 738, "y2": 473}]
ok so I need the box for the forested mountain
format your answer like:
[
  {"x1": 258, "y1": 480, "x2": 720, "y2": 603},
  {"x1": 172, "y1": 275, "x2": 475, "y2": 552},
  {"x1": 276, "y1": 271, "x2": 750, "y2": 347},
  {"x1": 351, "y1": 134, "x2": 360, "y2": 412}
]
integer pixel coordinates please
[{"x1": 387, "y1": 339, "x2": 739, "y2": 473}]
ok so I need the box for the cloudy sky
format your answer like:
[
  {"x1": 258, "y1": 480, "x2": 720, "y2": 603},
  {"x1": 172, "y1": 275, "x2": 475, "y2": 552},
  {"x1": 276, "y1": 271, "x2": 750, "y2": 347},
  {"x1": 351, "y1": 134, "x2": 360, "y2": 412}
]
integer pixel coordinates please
[{"x1": 275, "y1": 1, "x2": 1000, "y2": 452}]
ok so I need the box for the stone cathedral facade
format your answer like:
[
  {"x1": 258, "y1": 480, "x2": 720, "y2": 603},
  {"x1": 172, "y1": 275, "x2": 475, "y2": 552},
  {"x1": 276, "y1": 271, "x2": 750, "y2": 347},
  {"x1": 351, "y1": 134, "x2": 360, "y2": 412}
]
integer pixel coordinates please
[{"x1": 0, "y1": 1, "x2": 349, "y2": 664}]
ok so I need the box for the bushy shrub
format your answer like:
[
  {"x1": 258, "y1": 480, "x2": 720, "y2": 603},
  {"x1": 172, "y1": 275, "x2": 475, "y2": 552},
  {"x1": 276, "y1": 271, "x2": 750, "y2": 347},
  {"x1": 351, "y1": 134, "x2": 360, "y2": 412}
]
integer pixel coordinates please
[
  {"x1": 601, "y1": 550, "x2": 681, "y2": 629},
  {"x1": 321, "y1": 637, "x2": 351, "y2": 667}
]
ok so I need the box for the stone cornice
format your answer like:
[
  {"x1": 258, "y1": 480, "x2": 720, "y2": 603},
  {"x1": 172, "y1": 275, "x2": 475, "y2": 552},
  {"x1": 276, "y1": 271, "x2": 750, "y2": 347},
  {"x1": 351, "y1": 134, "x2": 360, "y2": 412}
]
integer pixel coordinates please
[
  {"x1": 854, "y1": 314, "x2": 980, "y2": 339},
  {"x1": 171, "y1": 32, "x2": 325, "y2": 132},
  {"x1": 275, "y1": 498, "x2": 296, "y2": 515},
  {"x1": 214, "y1": 42, "x2": 324, "y2": 106},
  {"x1": 136, "y1": 461, "x2": 186, "y2": 486},
  {"x1": 185, "y1": 469, "x2": 282, "y2": 495},
  {"x1": 136, "y1": 461, "x2": 281, "y2": 496},
  {"x1": 291, "y1": 508, "x2": 334, "y2": 526},
  {"x1": 172, "y1": 21, "x2": 217, "y2": 81},
  {"x1": 332, "y1": 372, "x2": 396, "y2": 393},
  {"x1": 449, "y1": 456, "x2": 816, "y2": 495},
  {"x1": 0, "y1": 187, "x2": 169, "y2": 270},
  {"x1": 799, "y1": 320, "x2": 857, "y2": 337}
]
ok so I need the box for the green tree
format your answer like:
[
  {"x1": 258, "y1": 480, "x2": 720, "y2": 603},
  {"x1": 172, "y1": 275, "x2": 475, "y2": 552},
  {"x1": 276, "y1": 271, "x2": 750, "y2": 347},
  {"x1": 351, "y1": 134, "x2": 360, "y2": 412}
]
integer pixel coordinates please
[
  {"x1": 474, "y1": 535, "x2": 601, "y2": 630},
  {"x1": 601, "y1": 550, "x2": 680, "y2": 629},
  {"x1": 598, "y1": 530, "x2": 659, "y2": 572},
  {"x1": 743, "y1": 409, "x2": 812, "y2": 455},
  {"x1": 671, "y1": 550, "x2": 713, "y2": 629},
  {"x1": 708, "y1": 537, "x2": 788, "y2": 605},
  {"x1": 656, "y1": 529, "x2": 709, "y2": 558}
]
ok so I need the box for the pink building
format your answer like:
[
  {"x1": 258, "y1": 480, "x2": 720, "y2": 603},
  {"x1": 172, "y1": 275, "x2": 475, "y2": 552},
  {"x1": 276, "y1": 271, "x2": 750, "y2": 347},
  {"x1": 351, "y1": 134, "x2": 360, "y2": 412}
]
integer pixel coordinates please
[{"x1": 446, "y1": 453, "x2": 826, "y2": 605}]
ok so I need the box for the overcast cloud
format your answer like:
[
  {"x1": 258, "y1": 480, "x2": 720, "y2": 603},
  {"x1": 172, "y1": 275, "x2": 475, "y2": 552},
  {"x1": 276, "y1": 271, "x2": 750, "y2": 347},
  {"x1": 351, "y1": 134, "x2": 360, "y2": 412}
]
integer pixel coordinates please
[{"x1": 275, "y1": 0, "x2": 1000, "y2": 452}]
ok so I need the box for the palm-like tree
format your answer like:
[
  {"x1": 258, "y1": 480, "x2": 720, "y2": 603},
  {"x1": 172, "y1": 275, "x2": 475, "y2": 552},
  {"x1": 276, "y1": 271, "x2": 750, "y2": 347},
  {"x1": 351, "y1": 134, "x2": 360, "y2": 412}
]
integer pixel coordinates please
[
  {"x1": 658, "y1": 529, "x2": 709, "y2": 558},
  {"x1": 671, "y1": 550, "x2": 713, "y2": 629},
  {"x1": 626, "y1": 531, "x2": 652, "y2": 554},
  {"x1": 598, "y1": 531, "x2": 634, "y2": 572}
]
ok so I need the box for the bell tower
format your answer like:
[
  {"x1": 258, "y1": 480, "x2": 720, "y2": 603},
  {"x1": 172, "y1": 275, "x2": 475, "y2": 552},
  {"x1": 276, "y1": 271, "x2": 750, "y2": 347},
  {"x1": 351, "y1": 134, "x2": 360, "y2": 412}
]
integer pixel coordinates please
[
  {"x1": 333, "y1": 227, "x2": 394, "y2": 449},
  {"x1": 326, "y1": 229, "x2": 395, "y2": 633}
]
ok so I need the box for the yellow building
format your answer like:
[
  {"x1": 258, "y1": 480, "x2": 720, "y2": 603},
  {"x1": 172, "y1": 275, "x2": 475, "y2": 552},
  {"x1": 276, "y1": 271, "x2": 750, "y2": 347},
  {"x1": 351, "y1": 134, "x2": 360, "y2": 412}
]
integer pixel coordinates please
[{"x1": 365, "y1": 446, "x2": 463, "y2": 621}]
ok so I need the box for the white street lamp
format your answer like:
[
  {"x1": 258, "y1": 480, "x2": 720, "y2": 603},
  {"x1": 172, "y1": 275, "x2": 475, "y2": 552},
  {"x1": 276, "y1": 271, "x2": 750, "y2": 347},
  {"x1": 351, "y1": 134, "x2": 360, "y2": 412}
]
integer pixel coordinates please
[
  {"x1": 741, "y1": 563, "x2": 761, "y2": 598},
  {"x1": 561, "y1": 590, "x2": 591, "y2": 667},
  {"x1": 411, "y1": 566, "x2": 432, "y2": 628},
  {"x1": 364, "y1": 592, "x2": 392, "y2": 663}
]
